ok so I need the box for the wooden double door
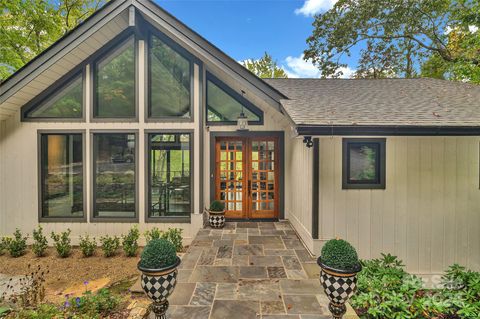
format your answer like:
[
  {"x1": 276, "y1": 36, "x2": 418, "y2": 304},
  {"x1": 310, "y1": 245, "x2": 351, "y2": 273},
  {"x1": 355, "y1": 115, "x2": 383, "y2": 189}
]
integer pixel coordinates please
[{"x1": 215, "y1": 137, "x2": 279, "y2": 219}]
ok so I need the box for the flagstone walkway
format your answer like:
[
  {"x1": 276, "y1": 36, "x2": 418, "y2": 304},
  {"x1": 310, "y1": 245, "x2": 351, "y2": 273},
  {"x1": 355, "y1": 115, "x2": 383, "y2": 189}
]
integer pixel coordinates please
[{"x1": 146, "y1": 221, "x2": 358, "y2": 319}]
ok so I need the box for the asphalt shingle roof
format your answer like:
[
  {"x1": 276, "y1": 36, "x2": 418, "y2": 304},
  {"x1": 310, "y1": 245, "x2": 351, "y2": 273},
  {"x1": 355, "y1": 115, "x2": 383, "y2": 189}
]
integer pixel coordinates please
[{"x1": 264, "y1": 78, "x2": 480, "y2": 126}]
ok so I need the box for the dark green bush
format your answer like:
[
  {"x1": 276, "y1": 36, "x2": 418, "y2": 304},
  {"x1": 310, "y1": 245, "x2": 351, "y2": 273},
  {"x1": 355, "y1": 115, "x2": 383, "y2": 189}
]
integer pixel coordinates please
[
  {"x1": 32, "y1": 226, "x2": 48, "y2": 257},
  {"x1": 50, "y1": 229, "x2": 72, "y2": 258},
  {"x1": 321, "y1": 238, "x2": 359, "y2": 271},
  {"x1": 8, "y1": 229, "x2": 28, "y2": 257},
  {"x1": 100, "y1": 235, "x2": 120, "y2": 257},
  {"x1": 79, "y1": 235, "x2": 96, "y2": 257},
  {"x1": 209, "y1": 200, "x2": 225, "y2": 212},
  {"x1": 139, "y1": 239, "x2": 177, "y2": 269},
  {"x1": 122, "y1": 226, "x2": 140, "y2": 257}
]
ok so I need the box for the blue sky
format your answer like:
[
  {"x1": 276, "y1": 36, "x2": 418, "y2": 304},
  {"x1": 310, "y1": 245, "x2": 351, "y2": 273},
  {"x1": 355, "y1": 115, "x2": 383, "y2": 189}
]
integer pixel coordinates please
[{"x1": 155, "y1": 0, "x2": 357, "y2": 78}]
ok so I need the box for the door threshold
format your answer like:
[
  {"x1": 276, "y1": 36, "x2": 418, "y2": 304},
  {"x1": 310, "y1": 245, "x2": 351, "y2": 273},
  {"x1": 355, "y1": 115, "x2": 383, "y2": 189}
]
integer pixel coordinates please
[{"x1": 226, "y1": 218, "x2": 279, "y2": 222}]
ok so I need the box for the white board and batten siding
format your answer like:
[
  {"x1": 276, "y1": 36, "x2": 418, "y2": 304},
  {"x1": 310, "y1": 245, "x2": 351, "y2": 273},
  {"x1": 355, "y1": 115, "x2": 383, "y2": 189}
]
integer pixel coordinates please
[{"x1": 286, "y1": 136, "x2": 480, "y2": 275}]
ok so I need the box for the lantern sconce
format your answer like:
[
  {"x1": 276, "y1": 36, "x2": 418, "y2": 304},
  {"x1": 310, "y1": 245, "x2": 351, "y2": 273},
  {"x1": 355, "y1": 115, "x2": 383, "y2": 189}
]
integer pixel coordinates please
[
  {"x1": 237, "y1": 90, "x2": 249, "y2": 131},
  {"x1": 303, "y1": 136, "x2": 314, "y2": 148}
]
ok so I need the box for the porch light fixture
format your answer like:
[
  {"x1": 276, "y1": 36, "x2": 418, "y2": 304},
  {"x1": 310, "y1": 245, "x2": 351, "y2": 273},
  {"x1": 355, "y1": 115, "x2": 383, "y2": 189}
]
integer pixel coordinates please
[
  {"x1": 303, "y1": 136, "x2": 314, "y2": 148},
  {"x1": 237, "y1": 90, "x2": 249, "y2": 131}
]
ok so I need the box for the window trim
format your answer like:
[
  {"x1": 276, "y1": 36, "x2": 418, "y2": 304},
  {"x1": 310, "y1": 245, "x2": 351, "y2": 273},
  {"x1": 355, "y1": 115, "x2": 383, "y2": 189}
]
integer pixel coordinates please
[
  {"x1": 91, "y1": 33, "x2": 139, "y2": 122},
  {"x1": 90, "y1": 130, "x2": 139, "y2": 223},
  {"x1": 342, "y1": 138, "x2": 386, "y2": 190},
  {"x1": 144, "y1": 129, "x2": 194, "y2": 223},
  {"x1": 37, "y1": 130, "x2": 87, "y2": 223},
  {"x1": 146, "y1": 29, "x2": 196, "y2": 123},
  {"x1": 205, "y1": 71, "x2": 264, "y2": 126},
  {"x1": 22, "y1": 69, "x2": 86, "y2": 122}
]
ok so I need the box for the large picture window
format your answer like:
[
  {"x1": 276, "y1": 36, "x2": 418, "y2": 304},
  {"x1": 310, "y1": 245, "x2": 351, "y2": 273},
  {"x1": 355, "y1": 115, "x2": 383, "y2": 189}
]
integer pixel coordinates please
[
  {"x1": 93, "y1": 133, "x2": 137, "y2": 220},
  {"x1": 206, "y1": 73, "x2": 263, "y2": 125},
  {"x1": 39, "y1": 133, "x2": 84, "y2": 220},
  {"x1": 94, "y1": 37, "x2": 136, "y2": 118},
  {"x1": 147, "y1": 133, "x2": 192, "y2": 221},
  {"x1": 149, "y1": 33, "x2": 192, "y2": 119},
  {"x1": 342, "y1": 138, "x2": 386, "y2": 189}
]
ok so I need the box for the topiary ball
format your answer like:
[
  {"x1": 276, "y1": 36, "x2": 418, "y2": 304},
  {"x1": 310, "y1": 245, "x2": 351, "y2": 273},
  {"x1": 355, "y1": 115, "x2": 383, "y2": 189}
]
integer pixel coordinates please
[
  {"x1": 139, "y1": 239, "x2": 177, "y2": 269},
  {"x1": 321, "y1": 239, "x2": 359, "y2": 271},
  {"x1": 209, "y1": 200, "x2": 225, "y2": 212}
]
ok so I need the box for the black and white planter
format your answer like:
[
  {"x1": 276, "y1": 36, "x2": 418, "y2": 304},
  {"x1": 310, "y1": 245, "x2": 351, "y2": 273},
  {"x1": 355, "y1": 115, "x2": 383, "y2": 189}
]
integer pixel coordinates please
[
  {"x1": 317, "y1": 257, "x2": 362, "y2": 319},
  {"x1": 208, "y1": 210, "x2": 226, "y2": 228},
  {"x1": 138, "y1": 257, "x2": 181, "y2": 319}
]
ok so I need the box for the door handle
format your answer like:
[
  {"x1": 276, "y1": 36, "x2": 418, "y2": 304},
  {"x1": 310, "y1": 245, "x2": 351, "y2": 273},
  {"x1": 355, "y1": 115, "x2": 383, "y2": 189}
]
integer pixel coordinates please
[{"x1": 248, "y1": 180, "x2": 251, "y2": 196}]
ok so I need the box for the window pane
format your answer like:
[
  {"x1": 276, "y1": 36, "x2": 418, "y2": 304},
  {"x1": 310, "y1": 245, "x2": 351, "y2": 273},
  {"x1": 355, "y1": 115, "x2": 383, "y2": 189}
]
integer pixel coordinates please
[
  {"x1": 95, "y1": 38, "x2": 135, "y2": 118},
  {"x1": 41, "y1": 134, "x2": 83, "y2": 218},
  {"x1": 149, "y1": 133, "x2": 191, "y2": 218},
  {"x1": 348, "y1": 143, "x2": 379, "y2": 183},
  {"x1": 207, "y1": 80, "x2": 260, "y2": 122},
  {"x1": 150, "y1": 35, "x2": 191, "y2": 118},
  {"x1": 94, "y1": 133, "x2": 136, "y2": 218},
  {"x1": 28, "y1": 76, "x2": 83, "y2": 118}
]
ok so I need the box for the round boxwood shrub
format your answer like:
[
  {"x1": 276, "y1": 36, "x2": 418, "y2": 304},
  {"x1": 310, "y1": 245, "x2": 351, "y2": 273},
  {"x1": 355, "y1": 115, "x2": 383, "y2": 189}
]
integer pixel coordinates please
[
  {"x1": 209, "y1": 200, "x2": 225, "y2": 212},
  {"x1": 139, "y1": 239, "x2": 177, "y2": 269},
  {"x1": 321, "y1": 239, "x2": 359, "y2": 271}
]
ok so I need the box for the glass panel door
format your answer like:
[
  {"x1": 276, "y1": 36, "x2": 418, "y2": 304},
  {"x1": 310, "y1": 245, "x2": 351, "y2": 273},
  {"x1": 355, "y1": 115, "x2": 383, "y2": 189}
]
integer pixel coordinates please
[
  {"x1": 249, "y1": 138, "x2": 277, "y2": 218},
  {"x1": 216, "y1": 138, "x2": 245, "y2": 218}
]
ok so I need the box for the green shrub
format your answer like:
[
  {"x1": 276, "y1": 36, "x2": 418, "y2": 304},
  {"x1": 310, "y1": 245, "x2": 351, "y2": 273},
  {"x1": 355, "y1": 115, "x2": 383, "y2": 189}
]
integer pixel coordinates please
[
  {"x1": 144, "y1": 227, "x2": 162, "y2": 243},
  {"x1": 350, "y1": 254, "x2": 480, "y2": 319},
  {"x1": 321, "y1": 238, "x2": 359, "y2": 271},
  {"x1": 209, "y1": 200, "x2": 225, "y2": 212},
  {"x1": 79, "y1": 235, "x2": 96, "y2": 257},
  {"x1": 139, "y1": 239, "x2": 177, "y2": 269},
  {"x1": 14, "y1": 303, "x2": 61, "y2": 319},
  {"x1": 100, "y1": 235, "x2": 120, "y2": 257},
  {"x1": 162, "y1": 228, "x2": 183, "y2": 252},
  {"x1": 32, "y1": 226, "x2": 48, "y2": 257},
  {"x1": 50, "y1": 229, "x2": 72, "y2": 258},
  {"x1": 122, "y1": 226, "x2": 140, "y2": 257},
  {"x1": 8, "y1": 229, "x2": 28, "y2": 257},
  {"x1": 0, "y1": 237, "x2": 9, "y2": 255},
  {"x1": 67, "y1": 288, "x2": 119, "y2": 317}
]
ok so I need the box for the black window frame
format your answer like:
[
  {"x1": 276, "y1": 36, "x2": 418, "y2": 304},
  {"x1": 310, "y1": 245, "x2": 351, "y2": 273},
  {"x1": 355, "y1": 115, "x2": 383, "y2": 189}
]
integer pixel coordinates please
[
  {"x1": 146, "y1": 29, "x2": 195, "y2": 122},
  {"x1": 206, "y1": 72, "x2": 264, "y2": 126},
  {"x1": 22, "y1": 70, "x2": 85, "y2": 122},
  {"x1": 37, "y1": 130, "x2": 87, "y2": 222},
  {"x1": 91, "y1": 130, "x2": 139, "y2": 223},
  {"x1": 145, "y1": 130, "x2": 194, "y2": 223},
  {"x1": 91, "y1": 33, "x2": 138, "y2": 121},
  {"x1": 342, "y1": 138, "x2": 386, "y2": 189}
]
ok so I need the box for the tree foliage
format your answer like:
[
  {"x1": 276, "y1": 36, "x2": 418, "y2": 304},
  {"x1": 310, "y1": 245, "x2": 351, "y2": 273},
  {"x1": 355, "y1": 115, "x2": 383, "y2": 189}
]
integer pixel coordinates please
[
  {"x1": 304, "y1": 0, "x2": 480, "y2": 82},
  {"x1": 0, "y1": 0, "x2": 108, "y2": 81},
  {"x1": 242, "y1": 52, "x2": 288, "y2": 78}
]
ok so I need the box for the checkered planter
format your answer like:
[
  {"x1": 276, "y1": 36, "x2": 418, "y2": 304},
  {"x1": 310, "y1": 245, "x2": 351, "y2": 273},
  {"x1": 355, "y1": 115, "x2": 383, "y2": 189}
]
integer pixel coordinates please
[
  {"x1": 318, "y1": 257, "x2": 361, "y2": 319},
  {"x1": 208, "y1": 211, "x2": 225, "y2": 228},
  {"x1": 138, "y1": 257, "x2": 181, "y2": 319}
]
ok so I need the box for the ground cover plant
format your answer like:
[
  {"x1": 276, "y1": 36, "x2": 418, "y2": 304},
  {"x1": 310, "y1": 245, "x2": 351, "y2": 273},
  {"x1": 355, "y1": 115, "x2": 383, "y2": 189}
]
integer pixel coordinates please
[{"x1": 351, "y1": 253, "x2": 480, "y2": 319}]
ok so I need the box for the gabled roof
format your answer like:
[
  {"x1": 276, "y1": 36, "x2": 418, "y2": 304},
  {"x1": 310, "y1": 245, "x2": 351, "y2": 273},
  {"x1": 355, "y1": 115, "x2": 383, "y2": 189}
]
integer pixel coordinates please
[
  {"x1": 0, "y1": 0, "x2": 287, "y2": 121},
  {"x1": 265, "y1": 78, "x2": 480, "y2": 130}
]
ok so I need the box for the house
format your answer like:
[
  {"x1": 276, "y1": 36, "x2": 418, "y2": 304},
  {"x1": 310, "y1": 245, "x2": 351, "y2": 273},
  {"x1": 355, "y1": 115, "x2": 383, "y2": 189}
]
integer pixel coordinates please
[{"x1": 0, "y1": 0, "x2": 479, "y2": 277}]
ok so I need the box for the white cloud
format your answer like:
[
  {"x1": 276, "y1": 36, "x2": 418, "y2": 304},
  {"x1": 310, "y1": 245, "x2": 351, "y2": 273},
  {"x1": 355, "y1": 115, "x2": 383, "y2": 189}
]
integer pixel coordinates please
[
  {"x1": 469, "y1": 25, "x2": 479, "y2": 33},
  {"x1": 282, "y1": 54, "x2": 355, "y2": 78},
  {"x1": 295, "y1": 0, "x2": 338, "y2": 17}
]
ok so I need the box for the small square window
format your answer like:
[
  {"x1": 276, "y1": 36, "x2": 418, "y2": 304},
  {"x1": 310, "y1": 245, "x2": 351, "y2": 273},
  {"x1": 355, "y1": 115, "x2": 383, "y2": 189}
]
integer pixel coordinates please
[{"x1": 342, "y1": 138, "x2": 386, "y2": 189}]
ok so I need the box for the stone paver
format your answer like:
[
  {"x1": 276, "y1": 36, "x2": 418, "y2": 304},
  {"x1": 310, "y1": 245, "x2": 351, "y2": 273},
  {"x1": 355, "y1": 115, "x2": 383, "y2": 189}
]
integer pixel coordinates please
[{"x1": 143, "y1": 221, "x2": 358, "y2": 319}]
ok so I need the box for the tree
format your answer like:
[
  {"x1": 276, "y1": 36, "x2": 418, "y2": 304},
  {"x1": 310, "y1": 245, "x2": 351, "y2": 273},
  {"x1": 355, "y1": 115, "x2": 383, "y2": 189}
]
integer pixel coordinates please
[
  {"x1": 0, "y1": 0, "x2": 108, "y2": 81},
  {"x1": 304, "y1": 0, "x2": 480, "y2": 83},
  {"x1": 242, "y1": 52, "x2": 288, "y2": 78}
]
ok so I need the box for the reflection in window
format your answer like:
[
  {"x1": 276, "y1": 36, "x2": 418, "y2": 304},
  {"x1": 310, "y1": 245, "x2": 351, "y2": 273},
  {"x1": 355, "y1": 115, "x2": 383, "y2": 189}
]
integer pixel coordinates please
[
  {"x1": 93, "y1": 133, "x2": 136, "y2": 218},
  {"x1": 27, "y1": 75, "x2": 83, "y2": 118},
  {"x1": 207, "y1": 78, "x2": 261, "y2": 123},
  {"x1": 149, "y1": 35, "x2": 191, "y2": 118},
  {"x1": 95, "y1": 37, "x2": 135, "y2": 118},
  {"x1": 148, "y1": 133, "x2": 191, "y2": 218},
  {"x1": 343, "y1": 139, "x2": 385, "y2": 189},
  {"x1": 40, "y1": 134, "x2": 83, "y2": 218}
]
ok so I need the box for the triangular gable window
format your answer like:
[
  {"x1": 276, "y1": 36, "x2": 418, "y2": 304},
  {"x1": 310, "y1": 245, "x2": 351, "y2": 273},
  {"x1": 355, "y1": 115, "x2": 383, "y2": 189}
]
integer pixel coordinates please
[
  {"x1": 206, "y1": 73, "x2": 263, "y2": 124},
  {"x1": 24, "y1": 73, "x2": 83, "y2": 119}
]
